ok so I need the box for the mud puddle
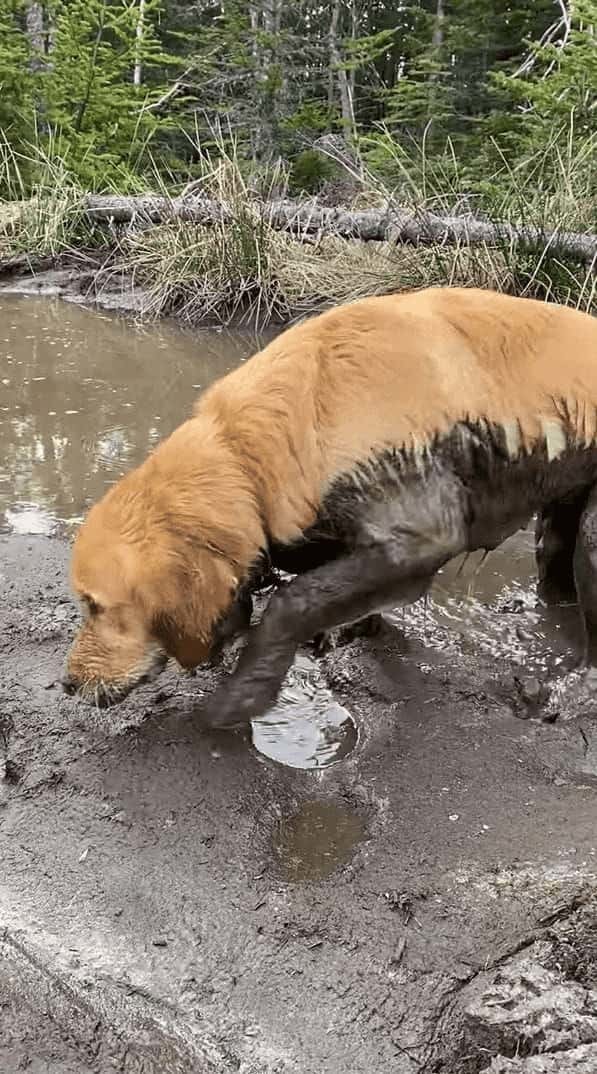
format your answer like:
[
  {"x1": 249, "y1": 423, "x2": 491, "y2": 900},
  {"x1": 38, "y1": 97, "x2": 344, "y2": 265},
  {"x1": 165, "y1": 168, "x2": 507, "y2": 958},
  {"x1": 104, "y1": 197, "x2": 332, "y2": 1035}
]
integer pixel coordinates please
[
  {"x1": 397, "y1": 534, "x2": 581, "y2": 677},
  {"x1": 273, "y1": 799, "x2": 367, "y2": 881},
  {"x1": 4, "y1": 299, "x2": 597, "y2": 1074},
  {"x1": 0, "y1": 294, "x2": 258, "y2": 528},
  {"x1": 252, "y1": 653, "x2": 358, "y2": 770},
  {"x1": 0, "y1": 295, "x2": 582, "y2": 774}
]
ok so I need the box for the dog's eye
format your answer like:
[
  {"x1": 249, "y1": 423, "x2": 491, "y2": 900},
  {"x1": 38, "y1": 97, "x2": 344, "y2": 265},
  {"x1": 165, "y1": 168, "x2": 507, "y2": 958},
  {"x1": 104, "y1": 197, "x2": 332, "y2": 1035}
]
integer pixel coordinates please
[{"x1": 83, "y1": 596, "x2": 103, "y2": 616}]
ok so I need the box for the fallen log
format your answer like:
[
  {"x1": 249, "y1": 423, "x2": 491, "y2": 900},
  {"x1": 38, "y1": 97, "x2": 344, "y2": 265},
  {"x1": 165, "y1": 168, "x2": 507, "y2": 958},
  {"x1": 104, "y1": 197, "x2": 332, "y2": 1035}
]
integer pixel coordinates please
[{"x1": 82, "y1": 193, "x2": 597, "y2": 265}]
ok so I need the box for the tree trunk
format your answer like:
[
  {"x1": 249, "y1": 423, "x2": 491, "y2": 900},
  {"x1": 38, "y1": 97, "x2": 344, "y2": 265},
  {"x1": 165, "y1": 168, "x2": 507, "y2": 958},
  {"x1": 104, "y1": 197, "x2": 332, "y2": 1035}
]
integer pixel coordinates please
[
  {"x1": 348, "y1": 0, "x2": 358, "y2": 107},
  {"x1": 249, "y1": 0, "x2": 283, "y2": 162},
  {"x1": 25, "y1": 0, "x2": 45, "y2": 70},
  {"x1": 329, "y1": 0, "x2": 357, "y2": 144},
  {"x1": 133, "y1": 0, "x2": 146, "y2": 88},
  {"x1": 327, "y1": 1, "x2": 340, "y2": 111},
  {"x1": 432, "y1": 0, "x2": 445, "y2": 49},
  {"x1": 80, "y1": 193, "x2": 597, "y2": 265}
]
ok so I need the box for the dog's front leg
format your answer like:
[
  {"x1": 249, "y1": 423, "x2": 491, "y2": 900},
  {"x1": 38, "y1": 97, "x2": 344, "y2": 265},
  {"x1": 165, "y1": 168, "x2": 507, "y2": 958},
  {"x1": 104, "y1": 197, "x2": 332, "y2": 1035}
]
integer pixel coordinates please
[{"x1": 197, "y1": 473, "x2": 467, "y2": 730}]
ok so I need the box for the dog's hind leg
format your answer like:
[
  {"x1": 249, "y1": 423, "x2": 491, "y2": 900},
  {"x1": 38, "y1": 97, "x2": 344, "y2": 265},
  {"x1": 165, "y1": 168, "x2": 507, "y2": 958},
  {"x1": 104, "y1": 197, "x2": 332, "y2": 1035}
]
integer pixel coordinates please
[
  {"x1": 574, "y1": 485, "x2": 597, "y2": 667},
  {"x1": 536, "y1": 491, "x2": 589, "y2": 605},
  {"x1": 197, "y1": 469, "x2": 467, "y2": 730}
]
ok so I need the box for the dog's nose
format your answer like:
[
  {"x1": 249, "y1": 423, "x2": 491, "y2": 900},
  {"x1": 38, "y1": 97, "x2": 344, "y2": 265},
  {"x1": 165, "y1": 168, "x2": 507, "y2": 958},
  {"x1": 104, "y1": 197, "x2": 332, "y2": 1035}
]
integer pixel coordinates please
[{"x1": 61, "y1": 673, "x2": 77, "y2": 696}]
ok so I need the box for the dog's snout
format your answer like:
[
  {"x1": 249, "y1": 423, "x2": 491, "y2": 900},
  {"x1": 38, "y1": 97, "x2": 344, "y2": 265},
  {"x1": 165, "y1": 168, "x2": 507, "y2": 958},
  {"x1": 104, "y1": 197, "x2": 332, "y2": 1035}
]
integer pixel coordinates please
[{"x1": 61, "y1": 672, "x2": 78, "y2": 696}]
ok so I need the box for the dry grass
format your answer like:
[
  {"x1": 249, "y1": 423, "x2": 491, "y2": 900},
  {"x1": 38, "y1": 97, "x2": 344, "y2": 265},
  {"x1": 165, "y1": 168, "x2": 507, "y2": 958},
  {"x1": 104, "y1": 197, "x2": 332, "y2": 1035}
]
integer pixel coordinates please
[
  {"x1": 0, "y1": 136, "x2": 93, "y2": 259},
  {"x1": 112, "y1": 214, "x2": 594, "y2": 330},
  {"x1": 1, "y1": 126, "x2": 595, "y2": 324},
  {"x1": 106, "y1": 126, "x2": 595, "y2": 326}
]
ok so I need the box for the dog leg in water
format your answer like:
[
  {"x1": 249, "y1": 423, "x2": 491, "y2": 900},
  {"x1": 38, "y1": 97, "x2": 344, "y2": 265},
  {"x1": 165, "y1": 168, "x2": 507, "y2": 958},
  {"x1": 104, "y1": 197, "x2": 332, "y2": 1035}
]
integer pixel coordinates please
[
  {"x1": 536, "y1": 491, "x2": 589, "y2": 606},
  {"x1": 574, "y1": 484, "x2": 597, "y2": 666},
  {"x1": 198, "y1": 471, "x2": 467, "y2": 730},
  {"x1": 312, "y1": 613, "x2": 386, "y2": 656}
]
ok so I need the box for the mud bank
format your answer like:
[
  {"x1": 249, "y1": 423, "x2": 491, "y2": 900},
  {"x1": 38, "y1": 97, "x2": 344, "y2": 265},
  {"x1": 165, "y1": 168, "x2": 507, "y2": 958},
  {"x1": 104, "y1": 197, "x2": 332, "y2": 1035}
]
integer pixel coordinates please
[
  {"x1": 2, "y1": 532, "x2": 597, "y2": 1073},
  {"x1": 0, "y1": 253, "x2": 150, "y2": 317}
]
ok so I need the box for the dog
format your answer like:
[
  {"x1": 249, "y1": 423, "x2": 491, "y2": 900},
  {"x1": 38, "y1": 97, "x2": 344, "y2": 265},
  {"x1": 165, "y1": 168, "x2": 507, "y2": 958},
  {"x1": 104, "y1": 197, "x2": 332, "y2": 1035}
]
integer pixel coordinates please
[{"x1": 63, "y1": 286, "x2": 597, "y2": 729}]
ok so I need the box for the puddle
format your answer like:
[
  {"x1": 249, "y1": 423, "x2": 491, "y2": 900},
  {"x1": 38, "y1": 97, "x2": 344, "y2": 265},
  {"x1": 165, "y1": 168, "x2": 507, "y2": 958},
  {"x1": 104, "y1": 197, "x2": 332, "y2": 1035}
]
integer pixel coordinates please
[
  {"x1": 273, "y1": 800, "x2": 367, "y2": 882},
  {"x1": 2, "y1": 501, "x2": 57, "y2": 536},
  {"x1": 0, "y1": 295, "x2": 583, "y2": 770},
  {"x1": 251, "y1": 654, "x2": 358, "y2": 770},
  {"x1": 389, "y1": 535, "x2": 582, "y2": 678},
  {"x1": 0, "y1": 295, "x2": 267, "y2": 529}
]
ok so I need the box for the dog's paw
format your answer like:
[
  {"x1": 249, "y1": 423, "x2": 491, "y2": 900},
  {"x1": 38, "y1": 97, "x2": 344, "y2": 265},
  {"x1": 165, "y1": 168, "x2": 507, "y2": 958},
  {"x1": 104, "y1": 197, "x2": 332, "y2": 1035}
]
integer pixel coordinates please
[{"x1": 195, "y1": 689, "x2": 254, "y2": 732}]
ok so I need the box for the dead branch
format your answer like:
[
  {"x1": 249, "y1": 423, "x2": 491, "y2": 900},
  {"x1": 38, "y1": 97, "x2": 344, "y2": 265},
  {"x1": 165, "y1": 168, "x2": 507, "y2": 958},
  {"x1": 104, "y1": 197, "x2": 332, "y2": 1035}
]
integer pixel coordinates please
[{"x1": 81, "y1": 194, "x2": 597, "y2": 265}]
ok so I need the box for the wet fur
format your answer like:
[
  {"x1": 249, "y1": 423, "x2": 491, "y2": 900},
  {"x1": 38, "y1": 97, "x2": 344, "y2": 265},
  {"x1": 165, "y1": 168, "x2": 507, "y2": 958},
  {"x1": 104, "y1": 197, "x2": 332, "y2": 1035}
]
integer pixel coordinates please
[{"x1": 65, "y1": 287, "x2": 597, "y2": 717}]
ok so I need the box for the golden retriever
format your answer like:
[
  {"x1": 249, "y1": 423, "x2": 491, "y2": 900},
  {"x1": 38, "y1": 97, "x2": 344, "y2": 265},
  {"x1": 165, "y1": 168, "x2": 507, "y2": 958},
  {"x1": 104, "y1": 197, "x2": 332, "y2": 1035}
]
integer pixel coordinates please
[{"x1": 63, "y1": 287, "x2": 597, "y2": 728}]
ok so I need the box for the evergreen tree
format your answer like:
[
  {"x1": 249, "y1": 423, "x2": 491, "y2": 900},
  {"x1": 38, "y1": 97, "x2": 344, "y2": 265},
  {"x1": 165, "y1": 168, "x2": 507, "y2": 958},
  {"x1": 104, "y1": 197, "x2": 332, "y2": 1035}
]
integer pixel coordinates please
[
  {"x1": 38, "y1": 0, "x2": 180, "y2": 187},
  {"x1": 0, "y1": 0, "x2": 33, "y2": 154},
  {"x1": 0, "y1": 0, "x2": 594, "y2": 197}
]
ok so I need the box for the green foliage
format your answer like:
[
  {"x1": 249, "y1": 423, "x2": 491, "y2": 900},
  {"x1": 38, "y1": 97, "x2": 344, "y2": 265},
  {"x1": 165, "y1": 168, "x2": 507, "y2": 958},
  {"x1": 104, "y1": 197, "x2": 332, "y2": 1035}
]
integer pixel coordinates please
[
  {"x1": 289, "y1": 149, "x2": 336, "y2": 194},
  {"x1": 0, "y1": 0, "x2": 34, "y2": 183},
  {"x1": 282, "y1": 101, "x2": 334, "y2": 140},
  {"x1": 0, "y1": 0, "x2": 595, "y2": 316},
  {"x1": 39, "y1": 0, "x2": 181, "y2": 188},
  {"x1": 342, "y1": 26, "x2": 400, "y2": 71},
  {"x1": 487, "y1": 1, "x2": 597, "y2": 140},
  {"x1": 475, "y1": 1, "x2": 597, "y2": 202},
  {"x1": 0, "y1": 0, "x2": 183, "y2": 191},
  {"x1": 2, "y1": 0, "x2": 592, "y2": 201}
]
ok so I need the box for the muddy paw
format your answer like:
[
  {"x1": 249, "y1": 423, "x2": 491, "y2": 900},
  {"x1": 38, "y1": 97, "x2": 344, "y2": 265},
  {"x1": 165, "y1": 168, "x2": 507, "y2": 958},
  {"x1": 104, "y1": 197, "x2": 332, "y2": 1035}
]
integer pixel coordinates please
[
  {"x1": 197, "y1": 704, "x2": 249, "y2": 733},
  {"x1": 195, "y1": 686, "x2": 257, "y2": 732}
]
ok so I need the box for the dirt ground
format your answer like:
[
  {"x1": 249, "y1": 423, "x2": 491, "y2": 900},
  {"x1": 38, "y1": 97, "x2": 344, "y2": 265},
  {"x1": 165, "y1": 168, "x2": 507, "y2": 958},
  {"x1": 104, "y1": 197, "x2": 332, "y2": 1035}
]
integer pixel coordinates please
[{"x1": 1, "y1": 531, "x2": 597, "y2": 1073}]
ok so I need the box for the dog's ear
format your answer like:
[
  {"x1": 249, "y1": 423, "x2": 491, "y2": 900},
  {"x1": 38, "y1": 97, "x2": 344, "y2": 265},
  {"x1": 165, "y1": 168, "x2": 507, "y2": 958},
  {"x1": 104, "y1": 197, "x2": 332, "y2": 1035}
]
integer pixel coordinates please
[{"x1": 133, "y1": 546, "x2": 240, "y2": 669}]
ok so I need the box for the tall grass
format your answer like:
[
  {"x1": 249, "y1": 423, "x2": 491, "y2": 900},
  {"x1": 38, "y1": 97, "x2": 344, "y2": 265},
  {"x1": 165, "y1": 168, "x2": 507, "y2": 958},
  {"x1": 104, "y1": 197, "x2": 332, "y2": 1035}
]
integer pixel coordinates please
[
  {"x1": 338, "y1": 123, "x2": 597, "y2": 311},
  {"x1": 0, "y1": 128, "x2": 144, "y2": 261},
  {"x1": 0, "y1": 135, "x2": 90, "y2": 259},
  {"x1": 111, "y1": 127, "x2": 595, "y2": 325},
  {"x1": 1, "y1": 123, "x2": 595, "y2": 323}
]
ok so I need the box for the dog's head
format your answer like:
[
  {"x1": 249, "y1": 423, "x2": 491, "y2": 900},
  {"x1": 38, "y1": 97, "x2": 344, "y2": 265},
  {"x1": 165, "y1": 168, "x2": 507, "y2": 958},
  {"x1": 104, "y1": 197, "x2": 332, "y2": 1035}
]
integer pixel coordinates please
[{"x1": 63, "y1": 422, "x2": 263, "y2": 705}]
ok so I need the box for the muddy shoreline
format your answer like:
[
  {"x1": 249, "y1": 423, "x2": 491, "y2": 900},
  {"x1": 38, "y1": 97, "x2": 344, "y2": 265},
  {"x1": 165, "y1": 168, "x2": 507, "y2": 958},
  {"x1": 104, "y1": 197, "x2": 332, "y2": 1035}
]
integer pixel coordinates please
[
  {"x1": 0, "y1": 249, "x2": 159, "y2": 319},
  {"x1": 2, "y1": 529, "x2": 597, "y2": 1072},
  {"x1": 0, "y1": 249, "x2": 298, "y2": 326}
]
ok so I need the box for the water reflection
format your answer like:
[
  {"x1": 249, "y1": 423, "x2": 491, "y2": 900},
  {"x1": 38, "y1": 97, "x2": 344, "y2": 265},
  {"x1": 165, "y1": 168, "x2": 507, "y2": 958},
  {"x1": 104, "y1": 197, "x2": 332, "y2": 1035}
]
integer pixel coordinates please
[
  {"x1": 0, "y1": 295, "x2": 268, "y2": 531},
  {"x1": 252, "y1": 654, "x2": 358, "y2": 770}
]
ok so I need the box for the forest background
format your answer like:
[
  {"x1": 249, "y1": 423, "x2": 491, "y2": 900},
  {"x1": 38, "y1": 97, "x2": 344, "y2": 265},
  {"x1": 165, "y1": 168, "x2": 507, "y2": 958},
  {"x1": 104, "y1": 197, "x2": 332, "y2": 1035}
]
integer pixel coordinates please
[{"x1": 0, "y1": 0, "x2": 595, "y2": 322}]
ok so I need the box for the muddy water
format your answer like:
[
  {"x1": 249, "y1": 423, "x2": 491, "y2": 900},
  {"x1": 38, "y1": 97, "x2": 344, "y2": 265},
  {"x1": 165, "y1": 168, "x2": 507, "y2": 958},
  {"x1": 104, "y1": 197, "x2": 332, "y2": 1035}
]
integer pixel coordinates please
[
  {"x1": 0, "y1": 295, "x2": 261, "y2": 530},
  {"x1": 0, "y1": 296, "x2": 581, "y2": 778},
  {"x1": 273, "y1": 800, "x2": 367, "y2": 881}
]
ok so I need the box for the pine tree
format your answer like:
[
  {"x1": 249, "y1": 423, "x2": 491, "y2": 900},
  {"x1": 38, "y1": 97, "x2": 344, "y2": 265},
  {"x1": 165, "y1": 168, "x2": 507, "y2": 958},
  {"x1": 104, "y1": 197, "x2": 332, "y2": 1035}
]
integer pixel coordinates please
[
  {"x1": 37, "y1": 0, "x2": 180, "y2": 187},
  {"x1": 0, "y1": 0, "x2": 33, "y2": 155}
]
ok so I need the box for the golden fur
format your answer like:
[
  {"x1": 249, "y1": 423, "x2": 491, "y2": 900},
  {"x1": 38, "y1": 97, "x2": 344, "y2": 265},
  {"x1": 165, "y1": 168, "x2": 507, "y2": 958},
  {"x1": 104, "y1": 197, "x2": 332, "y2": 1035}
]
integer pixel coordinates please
[{"x1": 65, "y1": 286, "x2": 597, "y2": 701}]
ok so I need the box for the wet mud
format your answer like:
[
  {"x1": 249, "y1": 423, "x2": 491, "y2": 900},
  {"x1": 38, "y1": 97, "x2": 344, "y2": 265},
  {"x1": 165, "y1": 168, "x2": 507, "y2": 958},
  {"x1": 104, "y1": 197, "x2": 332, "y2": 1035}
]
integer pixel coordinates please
[{"x1": 2, "y1": 296, "x2": 597, "y2": 1072}]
